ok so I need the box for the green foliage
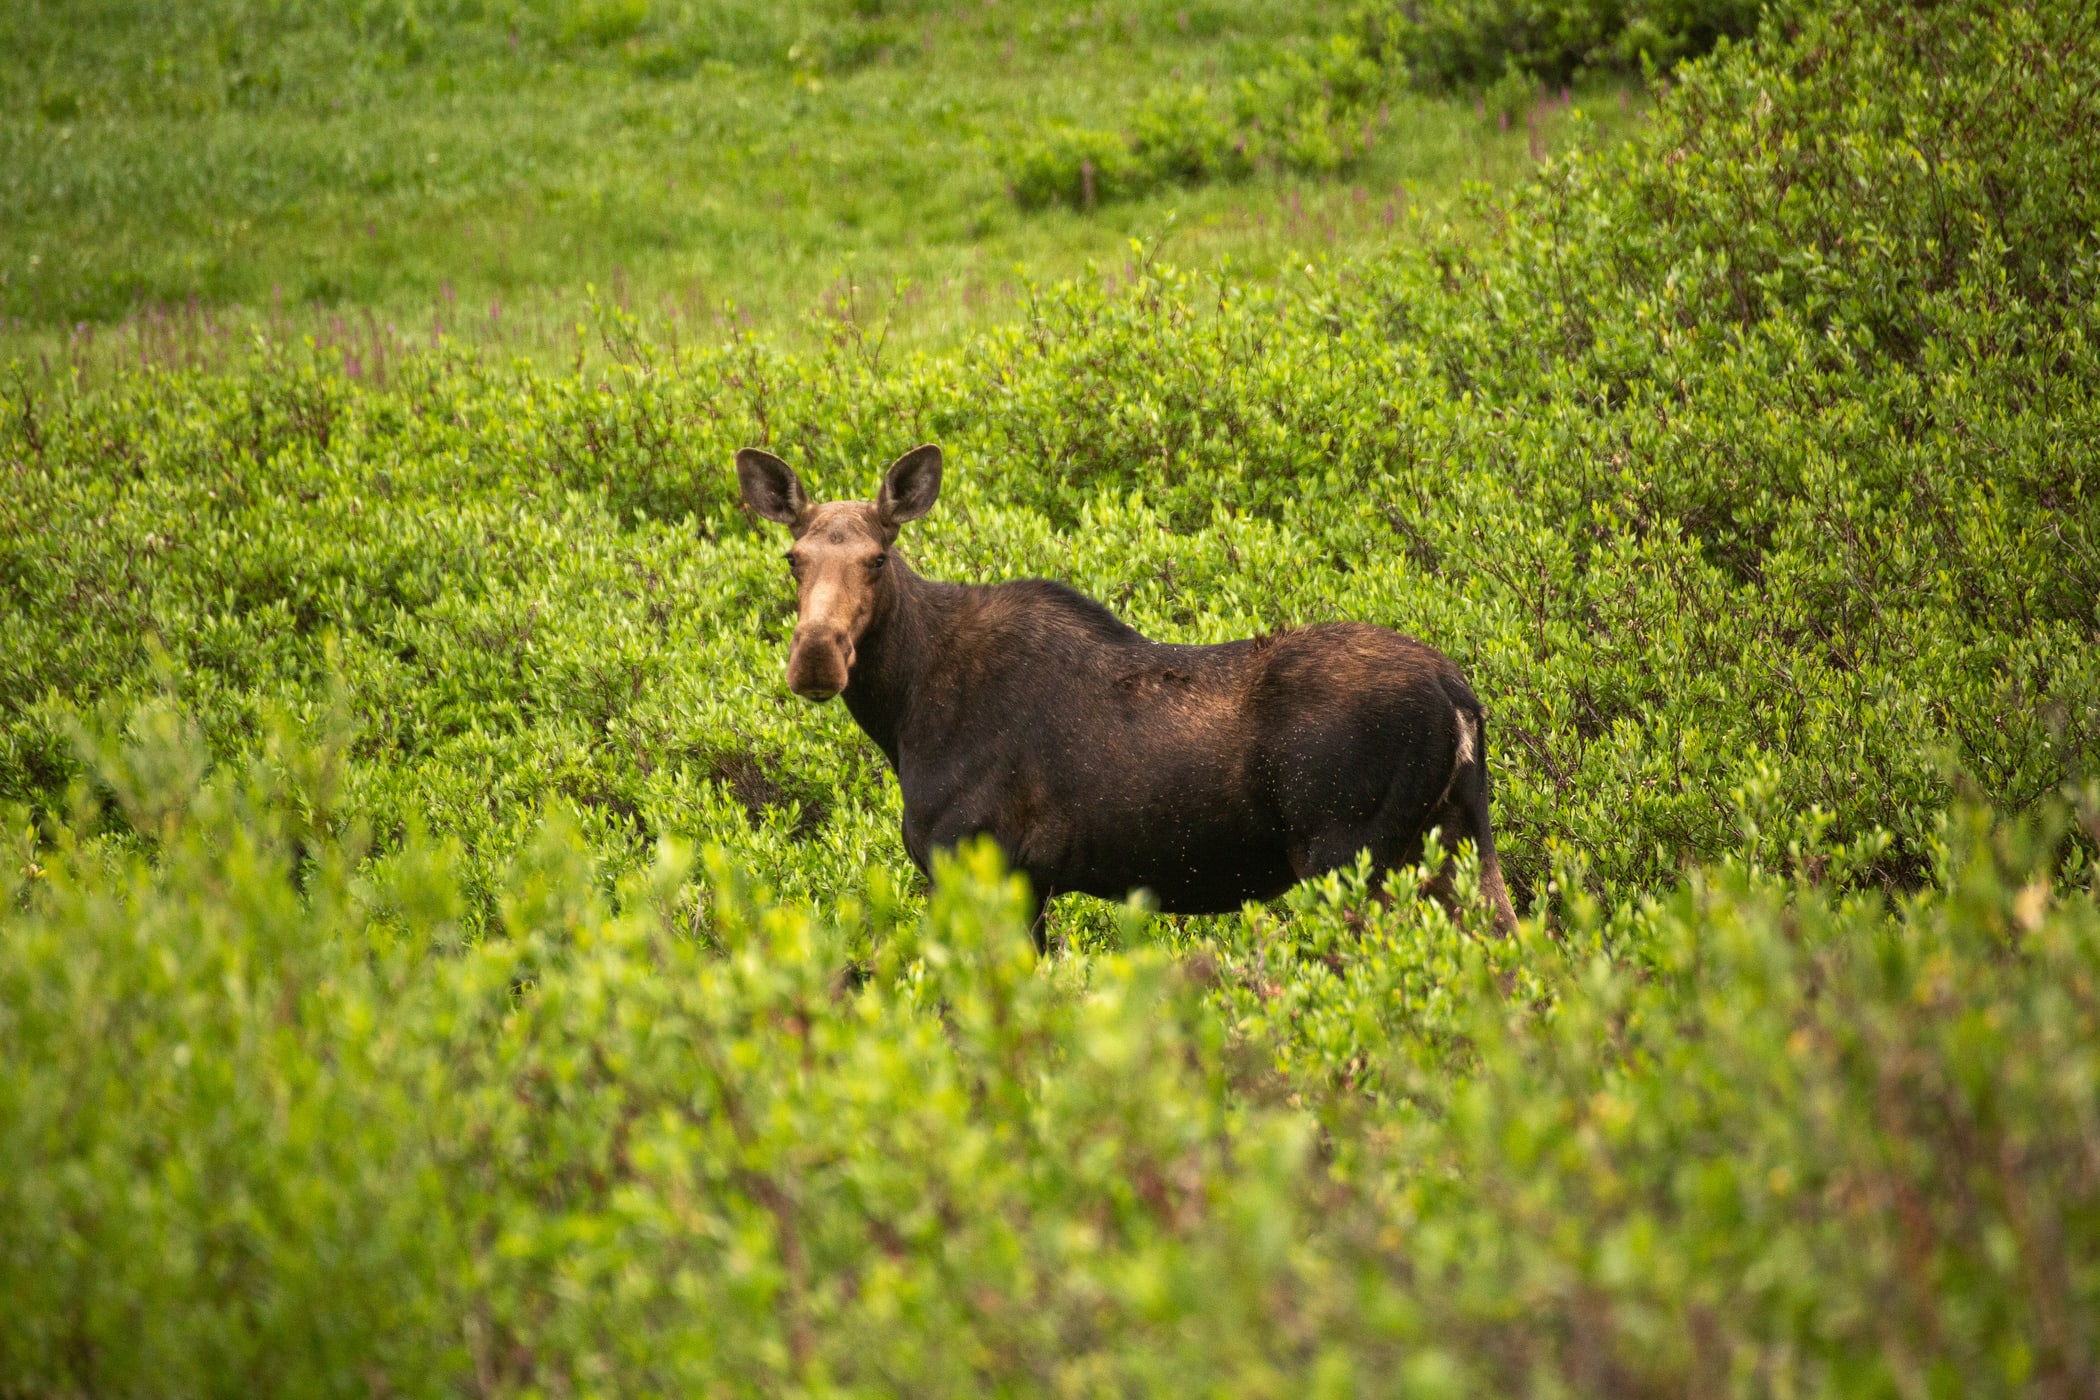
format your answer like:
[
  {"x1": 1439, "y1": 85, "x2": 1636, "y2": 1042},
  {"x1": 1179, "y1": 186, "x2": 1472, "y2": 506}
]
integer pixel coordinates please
[
  {"x1": 4, "y1": 0, "x2": 2100, "y2": 1386},
  {"x1": 989, "y1": 0, "x2": 1750, "y2": 217},
  {"x1": 1003, "y1": 122, "x2": 1154, "y2": 212},
  {"x1": 4, "y1": 0, "x2": 2096, "y2": 914},
  {"x1": 1370, "y1": 0, "x2": 1768, "y2": 89},
  {"x1": 1232, "y1": 32, "x2": 1392, "y2": 176},
  {"x1": 999, "y1": 30, "x2": 1398, "y2": 211},
  {"x1": 3, "y1": 696, "x2": 2097, "y2": 1392}
]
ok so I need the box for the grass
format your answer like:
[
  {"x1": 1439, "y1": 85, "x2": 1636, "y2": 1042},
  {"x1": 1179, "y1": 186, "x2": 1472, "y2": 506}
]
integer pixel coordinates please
[{"x1": 2, "y1": 0, "x2": 1645, "y2": 374}]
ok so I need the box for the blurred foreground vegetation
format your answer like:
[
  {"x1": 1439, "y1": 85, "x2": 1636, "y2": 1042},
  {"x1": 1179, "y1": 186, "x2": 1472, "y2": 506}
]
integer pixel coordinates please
[
  {"x1": 4, "y1": 0, "x2": 2099, "y2": 1392},
  {"x1": 7, "y1": 713, "x2": 2098, "y2": 1393}
]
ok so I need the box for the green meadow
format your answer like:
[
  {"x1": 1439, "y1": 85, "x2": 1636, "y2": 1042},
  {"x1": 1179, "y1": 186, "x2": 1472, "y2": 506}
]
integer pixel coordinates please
[
  {"x1": 3, "y1": 0, "x2": 1636, "y2": 369},
  {"x1": 4, "y1": 0, "x2": 2099, "y2": 1393}
]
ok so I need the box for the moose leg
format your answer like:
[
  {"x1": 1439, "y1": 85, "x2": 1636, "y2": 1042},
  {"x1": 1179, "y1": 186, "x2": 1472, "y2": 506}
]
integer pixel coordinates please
[
  {"x1": 1024, "y1": 884, "x2": 1055, "y2": 957},
  {"x1": 1316, "y1": 708, "x2": 1518, "y2": 934},
  {"x1": 918, "y1": 804, "x2": 1059, "y2": 954},
  {"x1": 1417, "y1": 721, "x2": 1518, "y2": 934}
]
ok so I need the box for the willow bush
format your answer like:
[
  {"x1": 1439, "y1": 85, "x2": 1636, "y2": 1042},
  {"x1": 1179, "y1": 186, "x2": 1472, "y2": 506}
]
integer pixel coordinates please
[
  {"x1": 3, "y1": 698, "x2": 2096, "y2": 1395},
  {"x1": 3, "y1": 0, "x2": 2099, "y2": 1392},
  {"x1": 1370, "y1": 0, "x2": 1769, "y2": 89}
]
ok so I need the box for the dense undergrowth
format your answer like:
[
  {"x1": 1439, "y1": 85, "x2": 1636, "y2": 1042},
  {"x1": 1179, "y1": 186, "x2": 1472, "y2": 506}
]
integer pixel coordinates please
[
  {"x1": 6, "y1": 717, "x2": 2098, "y2": 1394},
  {"x1": 1387, "y1": 0, "x2": 1767, "y2": 88},
  {"x1": 4, "y1": 0, "x2": 2099, "y2": 1391}
]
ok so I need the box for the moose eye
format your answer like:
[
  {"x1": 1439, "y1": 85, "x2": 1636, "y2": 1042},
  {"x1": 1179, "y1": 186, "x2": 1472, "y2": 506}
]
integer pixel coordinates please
[{"x1": 870, "y1": 552, "x2": 887, "y2": 569}]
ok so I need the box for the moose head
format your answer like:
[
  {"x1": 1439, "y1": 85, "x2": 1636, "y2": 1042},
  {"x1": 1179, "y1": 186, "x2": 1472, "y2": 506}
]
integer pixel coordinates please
[{"x1": 735, "y1": 444, "x2": 943, "y2": 701}]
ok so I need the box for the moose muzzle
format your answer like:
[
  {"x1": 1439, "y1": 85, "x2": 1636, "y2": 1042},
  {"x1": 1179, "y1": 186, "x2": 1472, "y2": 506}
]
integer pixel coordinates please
[{"x1": 786, "y1": 623, "x2": 854, "y2": 701}]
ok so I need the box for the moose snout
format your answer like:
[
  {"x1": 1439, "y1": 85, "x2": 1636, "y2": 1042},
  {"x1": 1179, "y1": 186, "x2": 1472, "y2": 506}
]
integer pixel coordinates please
[{"x1": 786, "y1": 624, "x2": 855, "y2": 701}]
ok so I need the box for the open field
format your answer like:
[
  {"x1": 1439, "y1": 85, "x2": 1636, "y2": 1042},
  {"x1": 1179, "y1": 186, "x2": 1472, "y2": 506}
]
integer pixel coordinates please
[
  {"x1": 4, "y1": 0, "x2": 1640, "y2": 370},
  {"x1": 3, "y1": 0, "x2": 2099, "y2": 1392}
]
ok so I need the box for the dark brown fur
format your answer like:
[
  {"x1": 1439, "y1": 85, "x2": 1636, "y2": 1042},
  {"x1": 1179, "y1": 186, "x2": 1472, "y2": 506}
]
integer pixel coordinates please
[{"x1": 738, "y1": 445, "x2": 1519, "y2": 946}]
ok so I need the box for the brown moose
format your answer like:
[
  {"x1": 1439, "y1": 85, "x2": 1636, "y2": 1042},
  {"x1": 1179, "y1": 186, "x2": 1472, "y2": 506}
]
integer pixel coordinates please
[{"x1": 737, "y1": 444, "x2": 1519, "y2": 945}]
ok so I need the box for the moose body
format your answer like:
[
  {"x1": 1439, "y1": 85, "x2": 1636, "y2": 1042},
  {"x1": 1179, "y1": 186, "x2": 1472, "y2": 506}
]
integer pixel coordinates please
[{"x1": 738, "y1": 445, "x2": 1518, "y2": 940}]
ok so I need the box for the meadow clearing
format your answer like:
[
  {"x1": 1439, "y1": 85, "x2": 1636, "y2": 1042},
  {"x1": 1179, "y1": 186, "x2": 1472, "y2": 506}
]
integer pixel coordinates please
[
  {"x1": 3, "y1": 0, "x2": 2098, "y2": 1393},
  {"x1": 4, "y1": 0, "x2": 1641, "y2": 370}
]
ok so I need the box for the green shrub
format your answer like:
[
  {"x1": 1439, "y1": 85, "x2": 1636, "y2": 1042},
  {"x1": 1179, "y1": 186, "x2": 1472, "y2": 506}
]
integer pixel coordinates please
[
  {"x1": 1130, "y1": 85, "x2": 1248, "y2": 186},
  {"x1": 1367, "y1": 0, "x2": 1769, "y2": 89},
  {"x1": 1001, "y1": 87, "x2": 1255, "y2": 212},
  {"x1": 1232, "y1": 31, "x2": 1390, "y2": 175},
  {"x1": 1001, "y1": 123, "x2": 1150, "y2": 211},
  {"x1": 2, "y1": 702, "x2": 2095, "y2": 1393},
  {"x1": 999, "y1": 30, "x2": 1396, "y2": 211},
  {"x1": 558, "y1": 0, "x2": 652, "y2": 49}
]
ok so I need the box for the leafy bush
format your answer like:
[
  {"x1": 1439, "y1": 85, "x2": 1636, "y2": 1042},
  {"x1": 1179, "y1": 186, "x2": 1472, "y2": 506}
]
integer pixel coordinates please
[
  {"x1": 999, "y1": 34, "x2": 1394, "y2": 210},
  {"x1": 1002, "y1": 88, "x2": 1256, "y2": 212},
  {"x1": 1130, "y1": 85, "x2": 1248, "y2": 186},
  {"x1": 1365, "y1": 0, "x2": 1769, "y2": 89},
  {"x1": 1002, "y1": 123, "x2": 1150, "y2": 211},
  {"x1": 3, "y1": 702, "x2": 2096, "y2": 1393},
  {"x1": 1233, "y1": 32, "x2": 1390, "y2": 175},
  {"x1": 5, "y1": 0, "x2": 2100, "y2": 1386}
]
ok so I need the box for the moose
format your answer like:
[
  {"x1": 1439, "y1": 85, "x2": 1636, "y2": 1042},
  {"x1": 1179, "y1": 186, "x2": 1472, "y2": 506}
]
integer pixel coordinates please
[{"x1": 737, "y1": 444, "x2": 1519, "y2": 945}]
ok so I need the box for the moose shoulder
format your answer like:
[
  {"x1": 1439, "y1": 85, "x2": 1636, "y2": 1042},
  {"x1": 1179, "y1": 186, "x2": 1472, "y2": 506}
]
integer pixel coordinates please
[{"x1": 737, "y1": 444, "x2": 1518, "y2": 943}]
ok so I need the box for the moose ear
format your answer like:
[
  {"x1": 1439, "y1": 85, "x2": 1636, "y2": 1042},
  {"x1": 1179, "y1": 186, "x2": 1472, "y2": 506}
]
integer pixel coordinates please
[
  {"x1": 876, "y1": 444, "x2": 943, "y2": 532},
  {"x1": 736, "y1": 448, "x2": 809, "y2": 530}
]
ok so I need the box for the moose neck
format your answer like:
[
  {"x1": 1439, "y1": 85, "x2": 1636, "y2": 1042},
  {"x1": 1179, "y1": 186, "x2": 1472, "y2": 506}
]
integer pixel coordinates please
[{"x1": 839, "y1": 552, "x2": 960, "y2": 766}]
